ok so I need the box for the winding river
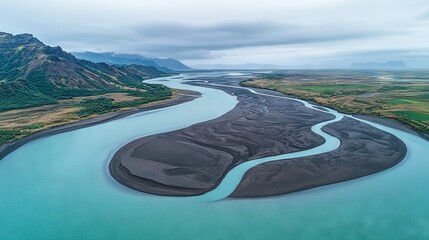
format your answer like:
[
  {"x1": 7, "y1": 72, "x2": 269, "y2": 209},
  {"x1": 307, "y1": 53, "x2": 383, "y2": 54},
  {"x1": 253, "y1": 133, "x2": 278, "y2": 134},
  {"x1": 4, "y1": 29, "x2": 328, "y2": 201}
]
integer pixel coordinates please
[
  {"x1": 0, "y1": 72, "x2": 428, "y2": 239},
  {"x1": 195, "y1": 83, "x2": 344, "y2": 201}
]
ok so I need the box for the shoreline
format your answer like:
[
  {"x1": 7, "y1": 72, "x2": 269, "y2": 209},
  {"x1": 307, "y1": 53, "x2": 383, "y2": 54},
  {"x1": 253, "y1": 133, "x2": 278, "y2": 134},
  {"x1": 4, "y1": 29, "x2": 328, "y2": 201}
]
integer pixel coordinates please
[
  {"x1": 0, "y1": 92, "x2": 200, "y2": 161},
  {"x1": 353, "y1": 114, "x2": 429, "y2": 142}
]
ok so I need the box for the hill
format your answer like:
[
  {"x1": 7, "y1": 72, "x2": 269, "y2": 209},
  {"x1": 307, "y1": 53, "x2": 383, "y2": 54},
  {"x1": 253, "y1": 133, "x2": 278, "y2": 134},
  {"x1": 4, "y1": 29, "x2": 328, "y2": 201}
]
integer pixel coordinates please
[
  {"x1": 73, "y1": 52, "x2": 192, "y2": 71},
  {"x1": 191, "y1": 63, "x2": 285, "y2": 70},
  {"x1": 0, "y1": 32, "x2": 171, "y2": 111}
]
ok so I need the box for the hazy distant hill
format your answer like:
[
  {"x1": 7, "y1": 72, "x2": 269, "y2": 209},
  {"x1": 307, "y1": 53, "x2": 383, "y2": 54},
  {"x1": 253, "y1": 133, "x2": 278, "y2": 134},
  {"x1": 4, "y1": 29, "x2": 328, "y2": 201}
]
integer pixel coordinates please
[
  {"x1": 349, "y1": 61, "x2": 407, "y2": 69},
  {"x1": 73, "y1": 52, "x2": 192, "y2": 72},
  {"x1": 192, "y1": 63, "x2": 286, "y2": 70},
  {"x1": 0, "y1": 32, "x2": 169, "y2": 111}
]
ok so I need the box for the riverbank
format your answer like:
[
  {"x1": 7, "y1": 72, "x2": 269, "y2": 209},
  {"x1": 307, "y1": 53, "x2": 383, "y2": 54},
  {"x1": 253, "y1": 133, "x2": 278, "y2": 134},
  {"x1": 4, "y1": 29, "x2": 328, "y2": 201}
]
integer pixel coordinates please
[
  {"x1": 354, "y1": 114, "x2": 429, "y2": 142},
  {"x1": 109, "y1": 80, "x2": 407, "y2": 198},
  {"x1": 241, "y1": 77, "x2": 429, "y2": 137},
  {"x1": 0, "y1": 90, "x2": 200, "y2": 161}
]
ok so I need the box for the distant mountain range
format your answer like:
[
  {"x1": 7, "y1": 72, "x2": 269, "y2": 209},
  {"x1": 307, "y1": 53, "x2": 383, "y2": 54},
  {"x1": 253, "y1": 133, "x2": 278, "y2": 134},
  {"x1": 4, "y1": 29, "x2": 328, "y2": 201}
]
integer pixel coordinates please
[
  {"x1": 0, "y1": 32, "x2": 169, "y2": 111},
  {"x1": 191, "y1": 63, "x2": 287, "y2": 70},
  {"x1": 73, "y1": 52, "x2": 192, "y2": 72},
  {"x1": 349, "y1": 61, "x2": 407, "y2": 69},
  {"x1": 193, "y1": 61, "x2": 409, "y2": 70}
]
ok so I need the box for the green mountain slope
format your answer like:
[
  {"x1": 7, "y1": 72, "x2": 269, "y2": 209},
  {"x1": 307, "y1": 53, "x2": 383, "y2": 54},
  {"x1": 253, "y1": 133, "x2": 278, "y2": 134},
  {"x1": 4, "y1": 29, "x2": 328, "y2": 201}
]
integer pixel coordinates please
[{"x1": 0, "y1": 32, "x2": 170, "y2": 111}]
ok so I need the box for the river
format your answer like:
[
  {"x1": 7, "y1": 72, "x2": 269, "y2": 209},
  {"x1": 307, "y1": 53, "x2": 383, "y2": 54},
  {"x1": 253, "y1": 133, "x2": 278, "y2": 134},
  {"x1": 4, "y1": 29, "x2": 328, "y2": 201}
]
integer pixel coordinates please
[{"x1": 0, "y1": 72, "x2": 428, "y2": 239}]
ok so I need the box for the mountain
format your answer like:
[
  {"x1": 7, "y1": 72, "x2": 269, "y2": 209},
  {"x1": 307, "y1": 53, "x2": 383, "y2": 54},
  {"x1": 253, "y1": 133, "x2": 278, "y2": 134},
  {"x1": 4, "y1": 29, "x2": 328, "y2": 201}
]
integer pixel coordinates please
[
  {"x1": 191, "y1": 63, "x2": 286, "y2": 70},
  {"x1": 349, "y1": 61, "x2": 407, "y2": 69},
  {"x1": 0, "y1": 32, "x2": 170, "y2": 111},
  {"x1": 73, "y1": 52, "x2": 192, "y2": 72}
]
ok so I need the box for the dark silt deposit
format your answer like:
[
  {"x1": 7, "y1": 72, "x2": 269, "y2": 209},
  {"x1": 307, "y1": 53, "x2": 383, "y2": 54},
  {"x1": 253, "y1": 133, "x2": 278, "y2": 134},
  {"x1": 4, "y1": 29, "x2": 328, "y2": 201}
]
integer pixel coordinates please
[
  {"x1": 231, "y1": 117, "x2": 407, "y2": 198},
  {"x1": 109, "y1": 86, "x2": 334, "y2": 196},
  {"x1": 110, "y1": 83, "x2": 407, "y2": 198}
]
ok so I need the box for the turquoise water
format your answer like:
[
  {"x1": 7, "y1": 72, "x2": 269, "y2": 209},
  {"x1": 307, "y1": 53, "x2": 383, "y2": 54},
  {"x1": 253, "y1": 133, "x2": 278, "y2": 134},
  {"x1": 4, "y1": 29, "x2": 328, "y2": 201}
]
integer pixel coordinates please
[{"x1": 0, "y1": 73, "x2": 428, "y2": 239}]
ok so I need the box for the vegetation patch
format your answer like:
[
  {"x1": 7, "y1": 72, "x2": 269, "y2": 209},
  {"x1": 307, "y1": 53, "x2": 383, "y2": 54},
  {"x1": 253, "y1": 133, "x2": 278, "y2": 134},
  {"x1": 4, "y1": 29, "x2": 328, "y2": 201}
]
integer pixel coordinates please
[
  {"x1": 392, "y1": 111, "x2": 429, "y2": 121},
  {"x1": 76, "y1": 84, "x2": 172, "y2": 117},
  {"x1": 0, "y1": 129, "x2": 22, "y2": 144},
  {"x1": 22, "y1": 124, "x2": 44, "y2": 130}
]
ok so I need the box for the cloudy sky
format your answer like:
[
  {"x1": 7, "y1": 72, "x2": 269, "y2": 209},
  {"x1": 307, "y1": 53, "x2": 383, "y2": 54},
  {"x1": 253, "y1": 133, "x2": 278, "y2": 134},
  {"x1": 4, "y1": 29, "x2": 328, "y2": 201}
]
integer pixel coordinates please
[{"x1": 1, "y1": 0, "x2": 429, "y2": 68}]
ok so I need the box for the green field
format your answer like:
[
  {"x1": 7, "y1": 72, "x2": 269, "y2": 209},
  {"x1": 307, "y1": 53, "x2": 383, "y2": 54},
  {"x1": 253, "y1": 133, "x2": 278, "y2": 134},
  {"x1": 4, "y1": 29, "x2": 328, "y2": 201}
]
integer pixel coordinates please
[{"x1": 393, "y1": 111, "x2": 429, "y2": 121}]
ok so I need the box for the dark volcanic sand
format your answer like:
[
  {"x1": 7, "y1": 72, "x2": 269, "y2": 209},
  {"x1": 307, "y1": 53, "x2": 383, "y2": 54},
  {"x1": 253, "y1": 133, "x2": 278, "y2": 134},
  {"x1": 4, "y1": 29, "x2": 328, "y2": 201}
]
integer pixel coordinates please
[
  {"x1": 110, "y1": 81, "x2": 408, "y2": 198},
  {"x1": 110, "y1": 86, "x2": 336, "y2": 196},
  {"x1": 230, "y1": 117, "x2": 406, "y2": 198}
]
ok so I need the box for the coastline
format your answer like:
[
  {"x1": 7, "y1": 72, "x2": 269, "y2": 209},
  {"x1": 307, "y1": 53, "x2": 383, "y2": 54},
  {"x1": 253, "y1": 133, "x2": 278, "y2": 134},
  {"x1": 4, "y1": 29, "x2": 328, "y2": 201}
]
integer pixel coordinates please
[{"x1": 0, "y1": 91, "x2": 200, "y2": 161}]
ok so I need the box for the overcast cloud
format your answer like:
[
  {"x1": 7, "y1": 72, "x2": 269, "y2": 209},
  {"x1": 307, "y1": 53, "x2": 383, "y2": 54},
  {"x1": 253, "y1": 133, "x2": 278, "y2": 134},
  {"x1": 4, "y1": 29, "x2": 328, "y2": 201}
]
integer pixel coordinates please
[{"x1": 1, "y1": 0, "x2": 428, "y2": 67}]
